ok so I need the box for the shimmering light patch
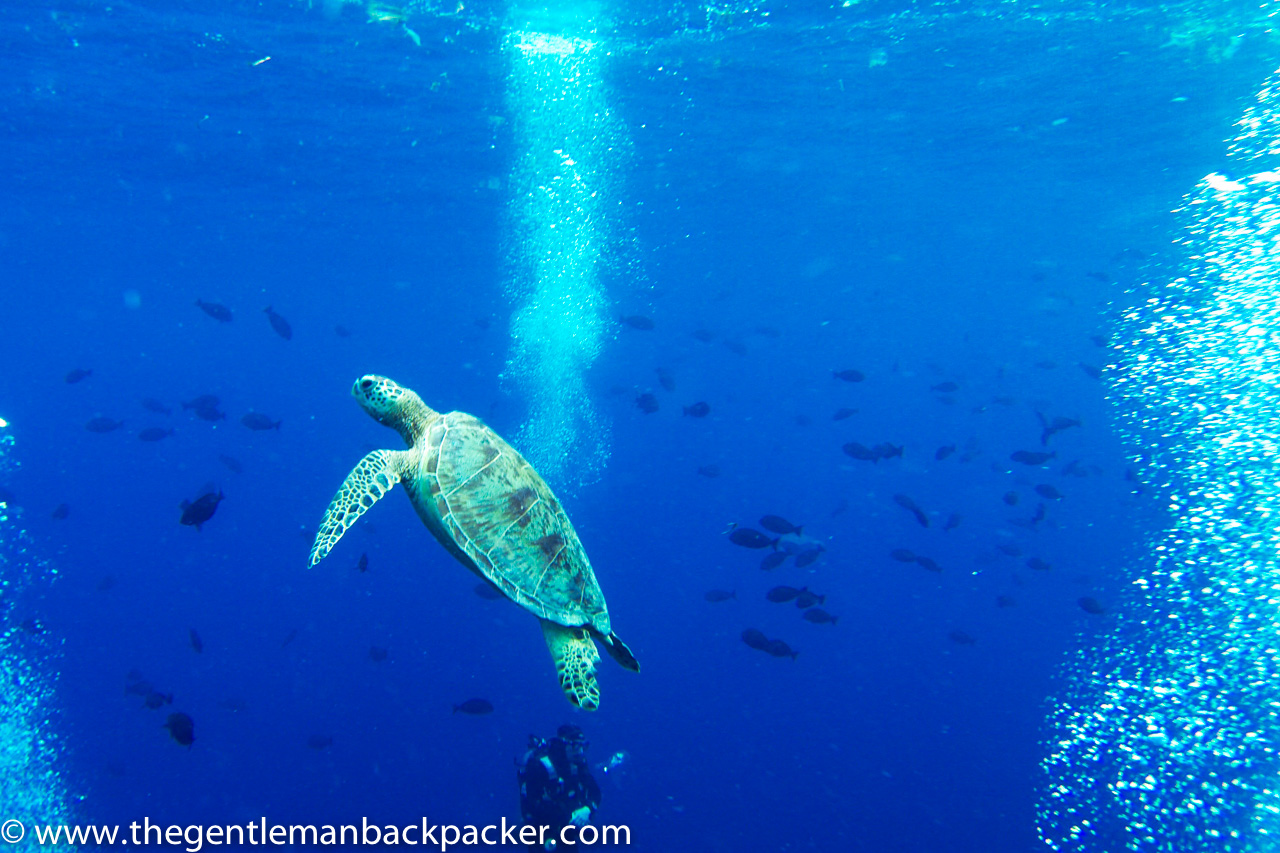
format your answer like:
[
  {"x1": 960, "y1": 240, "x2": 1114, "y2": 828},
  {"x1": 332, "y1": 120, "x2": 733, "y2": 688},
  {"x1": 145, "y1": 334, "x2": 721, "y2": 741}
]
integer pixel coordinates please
[
  {"x1": 0, "y1": 433, "x2": 75, "y2": 848},
  {"x1": 1039, "y1": 67, "x2": 1280, "y2": 853},
  {"x1": 503, "y1": 25, "x2": 631, "y2": 490}
]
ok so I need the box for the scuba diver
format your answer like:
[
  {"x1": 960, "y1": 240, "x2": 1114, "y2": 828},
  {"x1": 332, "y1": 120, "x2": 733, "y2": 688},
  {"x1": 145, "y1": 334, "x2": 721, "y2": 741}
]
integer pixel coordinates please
[{"x1": 516, "y1": 724, "x2": 601, "y2": 850}]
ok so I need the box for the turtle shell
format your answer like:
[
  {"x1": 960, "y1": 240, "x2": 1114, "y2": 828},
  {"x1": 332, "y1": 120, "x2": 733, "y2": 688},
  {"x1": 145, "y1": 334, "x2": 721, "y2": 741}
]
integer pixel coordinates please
[{"x1": 423, "y1": 412, "x2": 610, "y2": 633}]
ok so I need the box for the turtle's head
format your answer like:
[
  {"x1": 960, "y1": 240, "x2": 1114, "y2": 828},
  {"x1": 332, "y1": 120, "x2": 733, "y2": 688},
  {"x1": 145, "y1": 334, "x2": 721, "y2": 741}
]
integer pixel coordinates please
[{"x1": 352, "y1": 375, "x2": 437, "y2": 446}]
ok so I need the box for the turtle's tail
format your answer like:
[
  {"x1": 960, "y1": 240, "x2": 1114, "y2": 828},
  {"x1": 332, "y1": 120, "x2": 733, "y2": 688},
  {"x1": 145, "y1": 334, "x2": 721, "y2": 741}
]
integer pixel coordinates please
[{"x1": 601, "y1": 631, "x2": 640, "y2": 673}]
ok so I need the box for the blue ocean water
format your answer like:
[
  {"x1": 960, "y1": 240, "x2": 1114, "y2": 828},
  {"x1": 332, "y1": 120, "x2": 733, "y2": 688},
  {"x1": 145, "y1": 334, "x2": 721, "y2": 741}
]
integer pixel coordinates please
[{"x1": 0, "y1": 0, "x2": 1277, "y2": 850}]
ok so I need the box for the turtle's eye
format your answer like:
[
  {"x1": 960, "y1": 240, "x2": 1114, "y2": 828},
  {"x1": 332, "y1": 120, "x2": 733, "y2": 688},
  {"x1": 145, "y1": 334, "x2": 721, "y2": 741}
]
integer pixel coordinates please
[{"x1": 360, "y1": 379, "x2": 374, "y2": 392}]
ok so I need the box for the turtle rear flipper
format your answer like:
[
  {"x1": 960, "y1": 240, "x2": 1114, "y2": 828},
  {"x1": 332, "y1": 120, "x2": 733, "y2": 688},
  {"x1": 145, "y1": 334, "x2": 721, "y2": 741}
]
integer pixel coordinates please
[
  {"x1": 541, "y1": 620, "x2": 601, "y2": 711},
  {"x1": 600, "y1": 631, "x2": 640, "y2": 673},
  {"x1": 309, "y1": 450, "x2": 408, "y2": 567}
]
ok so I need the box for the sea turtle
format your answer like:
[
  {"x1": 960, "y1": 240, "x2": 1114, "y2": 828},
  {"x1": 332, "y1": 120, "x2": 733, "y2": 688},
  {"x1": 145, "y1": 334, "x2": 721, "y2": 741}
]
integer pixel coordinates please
[{"x1": 308, "y1": 375, "x2": 639, "y2": 710}]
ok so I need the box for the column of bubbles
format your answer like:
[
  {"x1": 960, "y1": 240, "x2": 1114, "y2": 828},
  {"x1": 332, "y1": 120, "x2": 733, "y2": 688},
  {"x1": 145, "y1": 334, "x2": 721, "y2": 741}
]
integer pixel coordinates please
[
  {"x1": 0, "y1": 427, "x2": 75, "y2": 849},
  {"x1": 1038, "y1": 68, "x2": 1280, "y2": 853},
  {"x1": 503, "y1": 25, "x2": 627, "y2": 491}
]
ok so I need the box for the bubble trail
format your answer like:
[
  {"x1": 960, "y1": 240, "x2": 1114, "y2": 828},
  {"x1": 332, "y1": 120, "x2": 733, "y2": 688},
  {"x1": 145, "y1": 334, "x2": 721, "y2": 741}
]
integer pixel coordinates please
[
  {"x1": 502, "y1": 22, "x2": 631, "y2": 490},
  {"x1": 0, "y1": 428, "x2": 76, "y2": 849},
  {"x1": 1039, "y1": 67, "x2": 1280, "y2": 853}
]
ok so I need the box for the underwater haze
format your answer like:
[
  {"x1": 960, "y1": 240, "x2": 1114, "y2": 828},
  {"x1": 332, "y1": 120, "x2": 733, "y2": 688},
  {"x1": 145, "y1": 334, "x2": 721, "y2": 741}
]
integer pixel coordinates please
[{"x1": 2, "y1": 0, "x2": 1280, "y2": 851}]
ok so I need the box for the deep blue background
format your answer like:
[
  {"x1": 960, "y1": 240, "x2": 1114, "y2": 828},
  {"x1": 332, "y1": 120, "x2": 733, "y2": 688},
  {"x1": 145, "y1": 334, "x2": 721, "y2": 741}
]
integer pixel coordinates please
[{"x1": 0, "y1": 0, "x2": 1273, "y2": 850}]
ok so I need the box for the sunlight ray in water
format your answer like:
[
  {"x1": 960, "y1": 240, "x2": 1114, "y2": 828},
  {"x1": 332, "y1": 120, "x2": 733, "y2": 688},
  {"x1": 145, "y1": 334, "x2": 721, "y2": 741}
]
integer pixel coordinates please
[
  {"x1": 1039, "y1": 67, "x2": 1280, "y2": 853},
  {"x1": 501, "y1": 16, "x2": 628, "y2": 491},
  {"x1": 0, "y1": 432, "x2": 75, "y2": 850}
]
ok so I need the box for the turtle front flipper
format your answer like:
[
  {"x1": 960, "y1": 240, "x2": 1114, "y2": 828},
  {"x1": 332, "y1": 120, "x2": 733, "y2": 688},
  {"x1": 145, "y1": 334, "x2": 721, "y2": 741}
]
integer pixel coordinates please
[
  {"x1": 541, "y1": 620, "x2": 601, "y2": 711},
  {"x1": 309, "y1": 450, "x2": 408, "y2": 567}
]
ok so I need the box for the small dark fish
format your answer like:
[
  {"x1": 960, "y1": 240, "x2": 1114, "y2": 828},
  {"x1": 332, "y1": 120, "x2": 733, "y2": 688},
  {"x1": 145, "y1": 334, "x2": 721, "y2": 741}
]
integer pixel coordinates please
[
  {"x1": 890, "y1": 548, "x2": 916, "y2": 563},
  {"x1": 474, "y1": 582, "x2": 503, "y2": 600},
  {"x1": 1030, "y1": 503, "x2": 1047, "y2": 526},
  {"x1": 189, "y1": 629, "x2": 203, "y2": 654},
  {"x1": 163, "y1": 712, "x2": 195, "y2": 746},
  {"x1": 842, "y1": 442, "x2": 878, "y2": 462},
  {"x1": 794, "y1": 589, "x2": 825, "y2": 609},
  {"x1": 196, "y1": 299, "x2": 233, "y2": 322},
  {"x1": 240, "y1": 412, "x2": 281, "y2": 431},
  {"x1": 179, "y1": 491, "x2": 224, "y2": 531},
  {"x1": 723, "y1": 340, "x2": 748, "y2": 356},
  {"x1": 683, "y1": 402, "x2": 710, "y2": 418},
  {"x1": 355, "y1": 553, "x2": 369, "y2": 573},
  {"x1": 996, "y1": 595, "x2": 1017, "y2": 608},
  {"x1": 1089, "y1": 334, "x2": 1108, "y2": 347},
  {"x1": 19, "y1": 617, "x2": 43, "y2": 635},
  {"x1": 183, "y1": 395, "x2": 226, "y2": 421},
  {"x1": 692, "y1": 329, "x2": 716, "y2": 343},
  {"x1": 620, "y1": 315, "x2": 654, "y2": 330},
  {"x1": 893, "y1": 494, "x2": 929, "y2": 527},
  {"x1": 655, "y1": 368, "x2": 676, "y2": 392},
  {"x1": 765, "y1": 639, "x2": 798, "y2": 660},
  {"x1": 1003, "y1": 491, "x2": 1020, "y2": 506},
  {"x1": 696, "y1": 464, "x2": 720, "y2": 478},
  {"x1": 86, "y1": 417, "x2": 123, "y2": 433},
  {"x1": 51, "y1": 503, "x2": 70, "y2": 520},
  {"x1": 759, "y1": 552, "x2": 788, "y2": 571},
  {"x1": 832, "y1": 407, "x2": 858, "y2": 421},
  {"x1": 802, "y1": 608, "x2": 838, "y2": 625},
  {"x1": 741, "y1": 629, "x2": 772, "y2": 651},
  {"x1": 765, "y1": 585, "x2": 804, "y2": 603},
  {"x1": 704, "y1": 589, "x2": 736, "y2": 602},
  {"x1": 65, "y1": 368, "x2": 93, "y2": 384},
  {"x1": 943, "y1": 513, "x2": 962, "y2": 532},
  {"x1": 141, "y1": 398, "x2": 172, "y2": 415},
  {"x1": 871, "y1": 443, "x2": 904, "y2": 461},
  {"x1": 144, "y1": 691, "x2": 173, "y2": 710},
  {"x1": 368, "y1": 646, "x2": 388, "y2": 662},
  {"x1": 335, "y1": 325, "x2": 353, "y2": 338},
  {"x1": 833, "y1": 369, "x2": 865, "y2": 383},
  {"x1": 635, "y1": 393, "x2": 659, "y2": 414},
  {"x1": 948, "y1": 630, "x2": 977, "y2": 646},
  {"x1": 138, "y1": 427, "x2": 175, "y2": 442},
  {"x1": 794, "y1": 414, "x2": 811, "y2": 427},
  {"x1": 1085, "y1": 271, "x2": 1112, "y2": 283},
  {"x1": 1078, "y1": 363, "x2": 1102, "y2": 380},
  {"x1": 1034, "y1": 360, "x2": 1058, "y2": 369},
  {"x1": 280, "y1": 628, "x2": 299, "y2": 649},
  {"x1": 794, "y1": 551, "x2": 820, "y2": 569},
  {"x1": 730, "y1": 528, "x2": 776, "y2": 549},
  {"x1": 307, "y1": 734, "x2": 335, "y2": 749},
  {"x1": 1035, "y1": 483, "x2": 1063, "y2": 500},
  {"x1": 1027, "y1": 557, "x2": 1052, "y2": 571},
  {"x1": 935, "y1": 444, "x2": 956, "y2": 461},
  {"x1": 1038, "y1": 413, "x2": 1082, "y2": 446},
  {"x1": 264, "y1": 306, "x2": 292, "y2": 340},
  {"x1": 914, "y1": 556, "x2": 941, "y2": 573},
  {"x1": 760, "y1": 515, "x2": 802, "y2": 536},
  {"x1": 931, "y1": 381, "x2": 959, "y2": 393},
  {"x1": 1010, "y1": 450, "x2": 1056, "y2": 466},
  {"x1": 96, "y1": 575, "x2": 115, "y2": 592},
  {"x1": 1078, "y1": 596, "x2": 1107, "y2": 615},
  {"x1": 218, "y1": 454, "x2": 243, "y2": 474},
  {"x1": 453, "y1": 698, "x2": 494, "y2": 715},
  {"x1": 996, "y1": 543, "x2": 1022, "y2": 557}
]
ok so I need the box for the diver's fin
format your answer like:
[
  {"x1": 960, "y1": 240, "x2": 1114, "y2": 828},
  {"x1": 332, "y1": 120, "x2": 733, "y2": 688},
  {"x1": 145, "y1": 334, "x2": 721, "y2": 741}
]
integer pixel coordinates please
[
  {"x1": 541, "y1": 620, "x2": 601, "y2": 711},
  {"x1": 308, "y1": 450, "x2": 406, "y2": 567}
]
